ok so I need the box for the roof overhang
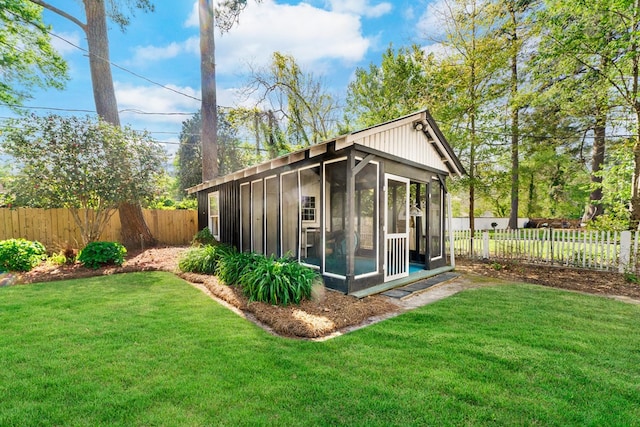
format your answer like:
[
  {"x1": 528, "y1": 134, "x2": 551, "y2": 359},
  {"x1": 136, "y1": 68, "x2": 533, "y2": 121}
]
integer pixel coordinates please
[{"x1": 188, "y1": 109, "x2": 465, "y2": 194}]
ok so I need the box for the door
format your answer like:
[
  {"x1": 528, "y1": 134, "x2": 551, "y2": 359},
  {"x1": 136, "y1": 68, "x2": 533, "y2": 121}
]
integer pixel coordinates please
[
  {"x1": 428, "y1": 176, "x2": 446, "y2": 269},
  {"x1": 384, "y1": 174, "x2": 409, "y2": 281}
]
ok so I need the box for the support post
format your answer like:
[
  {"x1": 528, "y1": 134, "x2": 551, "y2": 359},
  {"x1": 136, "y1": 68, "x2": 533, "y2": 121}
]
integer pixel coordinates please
[
  {"x1": 619, "y1": 230, "x2": 631, "y2": 273},
  {"x1": 483, "y1": 231, "x2": 490, "y2": 259},
  {"x1": 447, "y1": 193, "x2": 455, "y2": 268}
]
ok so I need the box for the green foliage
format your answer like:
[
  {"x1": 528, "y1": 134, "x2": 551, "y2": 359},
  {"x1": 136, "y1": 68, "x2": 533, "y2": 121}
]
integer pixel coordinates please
[
  {"x1": 1, "y1": 114, "x2": 166, "y2": 244},
  {"x1": 78, "y1": 241, "x2": 127, "y2": 269},
  {"x1": 346, "y1": 44, "x2": 433, "y2": 129},
  {"x1": 215, "y1": 249, "x2": 319, "y2": 306},
  {"x1": 216, "y1": 250, "x2": 261, "y2": 286},
  {"x1": 190, "y1": 227, "x2": 217, "y2": 247},
  {"x1": 584, "y1": 211, "x2": 630, "y2": 232},
  {"x1": 178, "y1": 244, "x2": 233, "y2": 275},
  {"x1": 47, "y1": 247, "x2": 77, "y2": 266},
  {"x1": 239, "y1": 255, "x2": 318, "y2": 306},
  {"x1": 623, "y1": 272, "x2": 640, "y2": 284},
  {"x1": 489, "y1": 262, "x2": 504, "y2": 271},
  {"x1": 0, "y1": 0, "x2": 68, "y2": 107},
  {"x1": 247, "y1": 52, "x2": 339, "y2": 148},
  {"x1": 146, "y1": 196, "x2": 197, "y2": 210},
  {"x1": 176, "y1": 109, "x2": 258, "y2": 196},
  {"x1": 0, "y1": 238, "x2": 46, "y2": 272}
]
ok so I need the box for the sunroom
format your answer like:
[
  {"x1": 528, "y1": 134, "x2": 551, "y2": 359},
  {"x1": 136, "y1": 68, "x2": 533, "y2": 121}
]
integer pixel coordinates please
[{"x1": 188, "y1": 110, "x2": 465, "y2": 295}]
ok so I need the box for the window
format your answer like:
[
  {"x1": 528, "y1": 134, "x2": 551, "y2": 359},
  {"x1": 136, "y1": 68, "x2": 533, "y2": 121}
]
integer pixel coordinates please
[
  {"x1": 208, "y1": 191, "x2": 220, "y2": 240},
  {"x1": 301, "y1": 196, "x2": 316, "y2": 222}
]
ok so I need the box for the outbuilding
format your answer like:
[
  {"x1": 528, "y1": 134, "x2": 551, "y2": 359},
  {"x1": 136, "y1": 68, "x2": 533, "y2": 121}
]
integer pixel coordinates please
[{"x1": 188, "y1": 109, "x2": 465, "y2": 295}]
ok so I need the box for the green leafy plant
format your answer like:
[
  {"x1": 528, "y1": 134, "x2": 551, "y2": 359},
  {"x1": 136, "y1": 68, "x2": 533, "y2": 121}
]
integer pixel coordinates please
[
  {"x1": 47, "y1": 247, "x2": 77, "y2": 266},
  {"x1": 191, "y1": 227, "x2": 218, "y2": 247},
  {"x1": 216, "y1": 250, "x2": 262, "y2": 285},
  {"x1": 178, "y1": 244, "x2": 233, "y2": 275},
  {"x1": 2, "y1": 114, "x2": 166, "y2": 245},
  {"x1": 624, "y1": 272, "x2": 640, "y2": 284},
  {"x1": 0, "y1": 238, "x2": 46, "y2": 272},
  {"x1": 489, "y1": 262, "x2": 504, "y2": 271},
  {"x1": 239, "y1": 255, "x2": 318, "y2": 306},
  {"x1": 78, "y1": 241, "x2": 127, "y2": 269}
]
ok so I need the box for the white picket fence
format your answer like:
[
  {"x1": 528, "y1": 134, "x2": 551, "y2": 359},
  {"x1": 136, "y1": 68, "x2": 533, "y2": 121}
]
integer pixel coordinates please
[{"x1": 451, "y1": 229, "x2": 638, "y2": 273}]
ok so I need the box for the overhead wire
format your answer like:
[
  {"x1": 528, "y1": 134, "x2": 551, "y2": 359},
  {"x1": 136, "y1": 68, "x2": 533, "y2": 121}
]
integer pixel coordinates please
[{"x1": 3, "y1": 7, "x2": 202, "y2": 103}]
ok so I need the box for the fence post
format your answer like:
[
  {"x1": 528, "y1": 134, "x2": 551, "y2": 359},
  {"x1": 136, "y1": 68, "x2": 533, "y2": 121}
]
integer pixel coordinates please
[
  {"x1": 483, "y1": 231, "x2": 490, "y2": 259},
  {"x1": 618, "y1": 230, "x2": 631, "y2": 273},
  {"x1": 619, "y1": 230, "x2": 631, "y2": 273}
]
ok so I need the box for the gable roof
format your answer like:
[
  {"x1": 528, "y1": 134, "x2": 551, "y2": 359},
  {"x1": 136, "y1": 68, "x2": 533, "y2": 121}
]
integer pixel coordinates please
[{"x1": 188, "y1": 109, "x2": 465, "y2": 194}]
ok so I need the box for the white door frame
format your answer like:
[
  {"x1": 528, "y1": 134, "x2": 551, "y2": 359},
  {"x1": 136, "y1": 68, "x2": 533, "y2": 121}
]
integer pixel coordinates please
[{"x1": 384, "y1": 174, "x2": 410, "y2": 282}]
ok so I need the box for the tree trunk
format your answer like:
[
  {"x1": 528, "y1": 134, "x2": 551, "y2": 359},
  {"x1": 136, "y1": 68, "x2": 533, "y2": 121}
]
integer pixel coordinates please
[
  {"x1": 83, "y1": 0, "x2": 155, "y2": 248},
  {"x1": 582, "y1": 107, "x2": 606, "y2": 224},
  {"x1": 200, "y1": 0, "x2": 218, "y2": 181},
  {"x1": 507, "y1": 7, "x2": 519, "y2": 230},
  {"x1": 631, "y1": 108, "x2": 640, "y2": 229}
]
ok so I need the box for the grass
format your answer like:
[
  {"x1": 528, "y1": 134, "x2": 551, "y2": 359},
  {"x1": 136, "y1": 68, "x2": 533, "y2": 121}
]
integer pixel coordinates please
[{"x1": 1, "y1": 272, "x2": 639, "y2": 426}]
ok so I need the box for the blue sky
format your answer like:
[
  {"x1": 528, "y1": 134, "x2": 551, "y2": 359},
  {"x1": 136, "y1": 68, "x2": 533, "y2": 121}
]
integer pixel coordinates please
[{"x1": 1, "y1": 0, "x2": 444, "y2": 157}]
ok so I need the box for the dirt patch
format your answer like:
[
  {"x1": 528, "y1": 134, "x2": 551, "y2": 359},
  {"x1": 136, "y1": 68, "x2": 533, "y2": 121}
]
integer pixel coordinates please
[
  {"x1": 455, "y1": 257, "x2": 640, "y2": 299},
  {"x1": 8, "y1": 248, "x2": 640, "y2": 339}
]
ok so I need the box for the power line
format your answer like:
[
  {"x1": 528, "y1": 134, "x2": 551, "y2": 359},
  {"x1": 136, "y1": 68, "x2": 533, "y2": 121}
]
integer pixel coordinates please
[
  {"x1": 4, "y1": 7, "x2": 202, "y2": 103},
  {"x1": 0, "y1": 102, "x2": 196, "y2": 117}
]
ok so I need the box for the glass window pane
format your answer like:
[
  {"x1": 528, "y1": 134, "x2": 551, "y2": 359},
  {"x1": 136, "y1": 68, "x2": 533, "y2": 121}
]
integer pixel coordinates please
[
  {"x1": 300, "y1": 166, "x2": 321, "y2": 267},
  {"x1": 208, "y1": 191, "x2": 220, "y2": 240},
  {"x1": 281, "y1": 172, "x2": 299, "y2": 258}
]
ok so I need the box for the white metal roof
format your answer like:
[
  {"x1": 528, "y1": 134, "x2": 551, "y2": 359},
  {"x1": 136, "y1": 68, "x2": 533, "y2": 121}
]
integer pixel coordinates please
[{"x1": 188, "y1": 109, "x2": 464, "y2": 194}]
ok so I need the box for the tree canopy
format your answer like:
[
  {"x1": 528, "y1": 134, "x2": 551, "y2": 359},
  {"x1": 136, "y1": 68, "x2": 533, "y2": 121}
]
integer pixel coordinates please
[
  {"x1": 0, "y1": 0, "x2": 68, "y2": 107},
  {"x1": 2, "y1": 114, "x2": 166, "y2": 243}
]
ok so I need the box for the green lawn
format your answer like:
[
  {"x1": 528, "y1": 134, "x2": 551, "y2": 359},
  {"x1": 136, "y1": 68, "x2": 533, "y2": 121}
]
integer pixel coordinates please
[{"x1": 1, "y1": 272, "x2": 639, "y2": 426}]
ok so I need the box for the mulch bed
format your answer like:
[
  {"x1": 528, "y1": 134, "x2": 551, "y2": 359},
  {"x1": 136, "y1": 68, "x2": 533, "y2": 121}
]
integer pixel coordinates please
[{"x1": 455, "y1": 257, "x2": 640, "y2": 299}]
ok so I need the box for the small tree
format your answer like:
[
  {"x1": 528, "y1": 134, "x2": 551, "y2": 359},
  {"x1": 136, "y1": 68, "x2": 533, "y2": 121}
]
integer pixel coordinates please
[{"x1": 2, "y1": 114, "x2": 166, "y2": 245}]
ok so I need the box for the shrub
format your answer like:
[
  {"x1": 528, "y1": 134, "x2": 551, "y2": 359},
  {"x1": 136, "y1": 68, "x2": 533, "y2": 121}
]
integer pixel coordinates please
[
  {"x1": 0, "y1": 238, "x2": 47, "y2": 272},
  {"x1": 178, "y1": 244, "x2": 233, "y2": 275},
  {"x1": 48, "y1": 247, "x2": 77, "y2": 266},
  {"x1": 191, "y1": 227, "x2": 218, "y2": 247},
  {"x1": 216, "y1": 250, "x2": 261, "y2": 285},
  {"x1": 78, "y1": 241, "x2": 127, "y2": 269},
  {"x1": 240, "y1": 256, "x2": 318, "y2": 306}
]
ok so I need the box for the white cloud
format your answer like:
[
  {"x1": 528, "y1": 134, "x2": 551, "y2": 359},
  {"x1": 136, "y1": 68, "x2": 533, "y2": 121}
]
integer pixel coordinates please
[
  {"x1": 138, "y1": 0, "x2": 370, "y2": 75},
  {"x1": 51, "y1": 30, "x2": 82, "y2": 56},
  {"x1": 184, "y1": 1, "x2": 199, "y2": 27},
  {"x1": 327, "y1": 0, "x2": 393, "y2": 18},
  {"x1": 130, "y1": 36, "x2": 199, "y2": 64},
  {"x1": 115, "y1": 82, "x2": 201, "y2": 125},
  {"x1": 215, "y1": 0, "x2": 370, "y2": 73},
  {"x1": 421, "y1": 42, "x2": 454, "y2": 59},
  {"x1": 416, "y1": 0, "x2": 449, "y2": 40}
]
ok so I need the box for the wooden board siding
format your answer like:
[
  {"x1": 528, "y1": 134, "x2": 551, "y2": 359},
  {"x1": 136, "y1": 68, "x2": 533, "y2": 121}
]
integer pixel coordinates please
[
  {"x1": 219, "y1": 181, "x2": 240, "y2": 249},
  {"x1": 348, "y1": 125, "x2": 446, "y2": 172}
]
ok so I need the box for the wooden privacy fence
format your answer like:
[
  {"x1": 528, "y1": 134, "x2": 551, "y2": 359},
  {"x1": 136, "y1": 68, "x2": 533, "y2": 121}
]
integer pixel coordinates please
[
  {"x1": 452, "y1": 229, "x2": 639, "y2": 273},
  {"x1": 0, "y1": 208, "x2": 198, "y2": 250}
]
